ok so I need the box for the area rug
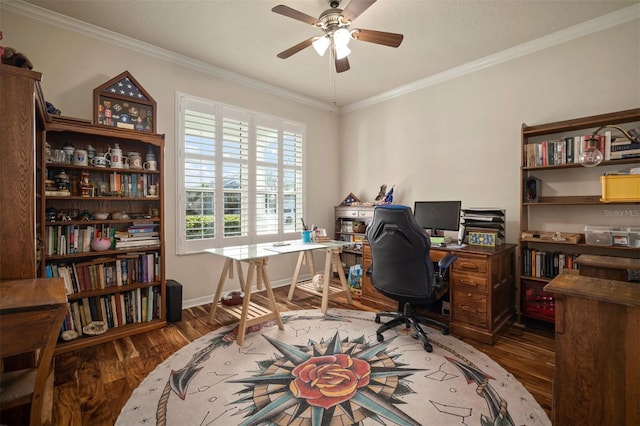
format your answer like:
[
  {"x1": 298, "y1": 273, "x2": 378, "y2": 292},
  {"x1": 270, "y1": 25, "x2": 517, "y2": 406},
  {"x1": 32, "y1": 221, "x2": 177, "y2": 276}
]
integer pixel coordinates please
[{"x1": 116, "y1": 309, "x2": 550, "y2": 426}]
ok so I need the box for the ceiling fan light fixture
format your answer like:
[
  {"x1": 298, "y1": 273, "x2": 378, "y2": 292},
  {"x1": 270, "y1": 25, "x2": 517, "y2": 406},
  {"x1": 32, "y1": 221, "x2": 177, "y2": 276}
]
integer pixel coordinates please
[
  {"x1": 333, "y1": 27, "x2": 351, "y2": 47},
  {"x1": 335, "y1": 44, "x2": 351, "y2": 60},
  {"x1": 312, "y1": 36, "x2": 330, "y2": 56}
]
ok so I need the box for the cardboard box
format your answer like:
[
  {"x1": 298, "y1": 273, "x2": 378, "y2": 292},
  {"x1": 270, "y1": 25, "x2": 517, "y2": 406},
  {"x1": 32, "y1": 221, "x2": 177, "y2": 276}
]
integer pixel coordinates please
[{"x1": 600, "y1": 174, "x2": 640, "y2": 203}]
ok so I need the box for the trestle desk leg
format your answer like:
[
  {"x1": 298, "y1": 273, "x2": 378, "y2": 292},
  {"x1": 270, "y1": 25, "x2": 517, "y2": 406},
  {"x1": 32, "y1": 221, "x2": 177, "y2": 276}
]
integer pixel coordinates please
[{"x1": 208, "y1": 258, "x2": 233, "y2": 323}]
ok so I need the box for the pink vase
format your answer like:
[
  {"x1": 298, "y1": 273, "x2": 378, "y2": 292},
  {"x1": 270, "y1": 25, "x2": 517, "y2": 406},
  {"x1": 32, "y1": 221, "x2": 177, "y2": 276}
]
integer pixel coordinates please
[{"x1": 91, "y1": 237, "x2": 112, "y2": 251}]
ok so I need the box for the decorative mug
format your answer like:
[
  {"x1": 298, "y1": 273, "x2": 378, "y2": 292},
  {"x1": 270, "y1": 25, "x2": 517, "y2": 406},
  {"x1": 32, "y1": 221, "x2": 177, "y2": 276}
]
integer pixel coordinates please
[
  {"x1": 106, "y1": 145, "x2": 123, "y2": 168},
  {"x1": 72, "y1": 149, "x2": 88, "y2": 166},
  {"x1": 143, "y1": 160, "x2": 157, "y2": 171},
  {"x1": 62, "y1": 144, "x2": 75, "y2": 164},
  {"x1": 128, "y1": 152, "x2": 143, "y2": 169},
  {"x1": 91, "y1": 155, "x2": 110, "y2": 168}
]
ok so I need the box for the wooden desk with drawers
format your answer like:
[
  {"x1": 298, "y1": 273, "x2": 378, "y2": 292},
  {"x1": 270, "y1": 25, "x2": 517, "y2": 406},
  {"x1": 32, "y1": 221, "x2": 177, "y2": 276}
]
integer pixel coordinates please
[{"x1": 362, "y1": 242, "x2": 516, "y2": 344}]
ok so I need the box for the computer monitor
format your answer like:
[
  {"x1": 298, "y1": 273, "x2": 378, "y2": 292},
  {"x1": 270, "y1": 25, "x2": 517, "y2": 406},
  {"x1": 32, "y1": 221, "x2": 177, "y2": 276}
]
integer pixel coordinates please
[{"x1": 413, "y1": 201, "x2": 462, "y2": 236}]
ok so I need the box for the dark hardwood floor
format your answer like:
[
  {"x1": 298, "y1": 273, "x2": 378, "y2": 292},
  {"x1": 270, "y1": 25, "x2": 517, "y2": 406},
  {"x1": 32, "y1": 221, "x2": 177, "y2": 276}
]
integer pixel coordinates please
[{"x1": 48, "y1": 286, "x2": 555, "y2": 425}]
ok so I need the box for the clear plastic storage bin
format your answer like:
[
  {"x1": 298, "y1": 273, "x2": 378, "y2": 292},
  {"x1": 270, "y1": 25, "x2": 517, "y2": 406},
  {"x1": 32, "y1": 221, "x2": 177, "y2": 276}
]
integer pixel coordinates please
[
  {"x1": 584, "y1": 225, "x2": 612, "y2": 246},
  {"x1": 611, "y1": 227, "x2": 630, "y2": 247}
]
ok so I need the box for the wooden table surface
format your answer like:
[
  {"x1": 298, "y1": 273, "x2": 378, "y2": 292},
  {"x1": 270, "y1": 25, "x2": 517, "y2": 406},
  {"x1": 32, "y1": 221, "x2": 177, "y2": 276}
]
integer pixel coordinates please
[{"x1": 0, "y1": 278, "x2": 67, "y2": 311}]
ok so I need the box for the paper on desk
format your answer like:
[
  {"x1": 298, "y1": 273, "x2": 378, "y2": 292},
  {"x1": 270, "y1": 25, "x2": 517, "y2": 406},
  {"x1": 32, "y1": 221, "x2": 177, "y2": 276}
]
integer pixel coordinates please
[
  {"x1": 264, "y1": 243, "x2": 326, "y2": 253},
  {"x1": 444, "y1": 244, "x2": 466, "y2": 249}
]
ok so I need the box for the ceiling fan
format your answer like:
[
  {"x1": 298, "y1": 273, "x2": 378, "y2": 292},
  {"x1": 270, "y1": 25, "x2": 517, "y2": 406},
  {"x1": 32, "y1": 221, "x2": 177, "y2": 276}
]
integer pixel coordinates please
[{"x1": 272, "y1": 0, "x2": 404, "y2": 73}]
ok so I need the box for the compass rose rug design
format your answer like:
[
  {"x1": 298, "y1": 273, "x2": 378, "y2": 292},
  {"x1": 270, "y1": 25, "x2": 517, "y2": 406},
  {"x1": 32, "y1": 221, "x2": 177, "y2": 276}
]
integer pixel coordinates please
[{"x1": 116, "y1": 309, "x2": 550, "y2": 426}]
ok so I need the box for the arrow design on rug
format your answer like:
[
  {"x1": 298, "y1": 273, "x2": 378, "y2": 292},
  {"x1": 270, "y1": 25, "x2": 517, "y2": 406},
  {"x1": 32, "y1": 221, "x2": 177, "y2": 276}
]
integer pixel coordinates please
[
  {"x1": 228, "y1": 331, "x2": 426, "y2": 426},
  {"x1": 445, "y1": 356, "x2": 514, "y2": 426}
]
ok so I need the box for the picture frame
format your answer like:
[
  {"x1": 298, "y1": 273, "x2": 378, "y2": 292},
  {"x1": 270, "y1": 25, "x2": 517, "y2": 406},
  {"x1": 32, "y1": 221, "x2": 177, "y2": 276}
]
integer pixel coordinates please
[
  {"x1": 468, "y1": 231, "x2": 498, "y2": 247},
  {"x1": 93, "y1": 70, "x2": 156, "y2": 133}
]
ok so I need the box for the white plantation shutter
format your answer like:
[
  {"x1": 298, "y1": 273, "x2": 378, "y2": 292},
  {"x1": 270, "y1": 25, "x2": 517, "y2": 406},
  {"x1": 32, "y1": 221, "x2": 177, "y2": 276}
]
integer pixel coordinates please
[
  {"x1": 282, "y1": 125, "x2": 304, "y2": 231},
  {"x1": 177, "y1": 93, "x2": 305, "y2": 254},
  {"x1": 256, "y1": 123, "x2": 279, "y2": 235},
  {"x1": 221, "y1": 108, "x2": 249, "y2": 239},
  {"x1": 181, "y1": 98, "x2": 216, "y2": 253}
]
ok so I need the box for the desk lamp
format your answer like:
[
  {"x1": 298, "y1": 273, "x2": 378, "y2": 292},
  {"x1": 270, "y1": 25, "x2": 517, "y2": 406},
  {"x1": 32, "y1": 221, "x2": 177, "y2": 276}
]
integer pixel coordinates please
[{"x1": 580, "y1": 125, "x2": 639, "y2": 167}]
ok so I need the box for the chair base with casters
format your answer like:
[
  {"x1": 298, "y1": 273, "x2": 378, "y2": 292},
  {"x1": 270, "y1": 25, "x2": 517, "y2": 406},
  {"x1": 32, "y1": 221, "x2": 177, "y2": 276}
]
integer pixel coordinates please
[{"x1": 374, "y1": 301, "x2": 449, "y2": 352}]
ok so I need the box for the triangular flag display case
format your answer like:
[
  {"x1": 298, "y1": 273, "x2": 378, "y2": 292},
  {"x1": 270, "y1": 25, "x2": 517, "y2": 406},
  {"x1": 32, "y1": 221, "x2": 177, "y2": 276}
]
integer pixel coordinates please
[{"x1": 93, "y1": 70, "x2": 156, "y2": 133}]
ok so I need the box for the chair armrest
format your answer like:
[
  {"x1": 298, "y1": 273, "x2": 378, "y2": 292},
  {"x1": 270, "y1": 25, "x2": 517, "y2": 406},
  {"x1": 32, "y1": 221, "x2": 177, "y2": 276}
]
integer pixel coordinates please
[{"x1": 438, "y1": 254, "x2": 458, "y2": 270}]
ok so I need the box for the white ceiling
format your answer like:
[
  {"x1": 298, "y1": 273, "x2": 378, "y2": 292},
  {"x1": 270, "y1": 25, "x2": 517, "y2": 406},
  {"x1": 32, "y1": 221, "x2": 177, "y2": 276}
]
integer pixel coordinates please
[{"x1": 18, "y1": 0, "x2": 640, "y2": 107}]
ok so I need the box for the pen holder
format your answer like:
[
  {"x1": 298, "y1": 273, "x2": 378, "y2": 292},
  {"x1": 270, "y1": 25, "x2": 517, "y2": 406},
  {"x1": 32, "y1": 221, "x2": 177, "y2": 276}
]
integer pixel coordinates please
[{"x1": 301, "y1": 230, "x2": 313, "y2": 243}]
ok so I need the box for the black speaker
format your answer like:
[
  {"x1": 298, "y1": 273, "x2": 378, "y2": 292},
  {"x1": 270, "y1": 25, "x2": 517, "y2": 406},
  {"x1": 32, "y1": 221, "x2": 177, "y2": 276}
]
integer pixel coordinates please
[{"x1": 166, "y1": 279, "x2": 183, "y2": 323}]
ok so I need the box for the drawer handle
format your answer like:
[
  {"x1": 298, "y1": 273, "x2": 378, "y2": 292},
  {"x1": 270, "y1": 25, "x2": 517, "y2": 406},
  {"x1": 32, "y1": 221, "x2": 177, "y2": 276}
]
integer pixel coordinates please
[
  {"x1": 460, "y1": 263, "x2": 478, "y2": 270},
  {"x1": 462, "y1": 305, "x2": 477, "y2": 313},
  {"x1": 460, "y1": 279, "x2": 477, "y2": 287}
]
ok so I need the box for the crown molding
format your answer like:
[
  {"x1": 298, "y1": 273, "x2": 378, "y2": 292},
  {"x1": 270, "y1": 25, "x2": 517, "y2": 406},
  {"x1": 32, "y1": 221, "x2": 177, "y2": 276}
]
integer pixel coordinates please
[
  {"x1": 2, "y1": 0, "x2": 335, "y2": 112},
  {"x1": 342, "y1": 3, "x2": 640, "y2": 114},
  {"x1": 4, "y1": 1, "x2": 638, "y2": 115}
]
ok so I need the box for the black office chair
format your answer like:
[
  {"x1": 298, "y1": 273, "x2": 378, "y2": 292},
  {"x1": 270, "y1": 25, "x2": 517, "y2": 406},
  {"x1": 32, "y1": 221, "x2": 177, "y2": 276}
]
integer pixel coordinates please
[{"x1": 365, "y1": 204, "x2": 457, "y2": 352}]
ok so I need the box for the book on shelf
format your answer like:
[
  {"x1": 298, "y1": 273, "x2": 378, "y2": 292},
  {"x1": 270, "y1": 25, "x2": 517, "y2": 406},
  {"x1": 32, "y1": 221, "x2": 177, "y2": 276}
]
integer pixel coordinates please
[
  {"x1": 115, "y1": 237, "x2": 160, "y2": 249},
  {"x1": 115, "y1": 230, "x2": 159, "y2": 239},
  {"x1": 45, "y1": 189, "x2": 71, "y2": 197}
]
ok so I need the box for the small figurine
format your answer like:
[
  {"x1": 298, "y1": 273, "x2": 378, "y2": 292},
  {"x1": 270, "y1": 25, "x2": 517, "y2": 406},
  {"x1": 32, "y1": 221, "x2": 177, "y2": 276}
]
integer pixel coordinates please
[
  {"x1": 384, "y1": 185, "x2": 395, "y2": 203},
  {"x1": 377, "y1": 185, "x2": 395, "y2": 204},
  {"x1": 375, "y1": 184, "x2": 387, "y2": 201}
]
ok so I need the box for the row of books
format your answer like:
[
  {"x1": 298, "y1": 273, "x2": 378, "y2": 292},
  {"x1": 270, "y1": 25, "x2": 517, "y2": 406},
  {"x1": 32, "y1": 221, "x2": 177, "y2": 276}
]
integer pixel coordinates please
[
  {"x1": 521, "y1": 248, "x2": 580, "y2": 278},
  {"x1": 523, "y1": 131, "x2": 640, "y2": 167},
  {"x1": 46, "y1": 224, "x2": 113, "y2": 255},
  {"x1": 46, "y1": 252, "x2": 160, "y2": 294},
  {"x1": 46, "y1": 222, "x2": 160, "y2": 255},
  {"x1": 60, "y1": 287, "x2": 161, "y2": 337},
  {"x1": 107, "y1": 172, "x2": 160, "y2": 197},
  {"x1": 339, "y1": 220, "x2": 366, "y2": 233}
]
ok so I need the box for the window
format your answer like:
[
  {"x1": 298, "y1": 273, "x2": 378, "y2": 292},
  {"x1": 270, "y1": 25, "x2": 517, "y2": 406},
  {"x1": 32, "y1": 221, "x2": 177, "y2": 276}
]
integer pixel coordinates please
[{"x1": 176, "y1": 93, "x2": 305, "y2": 254}]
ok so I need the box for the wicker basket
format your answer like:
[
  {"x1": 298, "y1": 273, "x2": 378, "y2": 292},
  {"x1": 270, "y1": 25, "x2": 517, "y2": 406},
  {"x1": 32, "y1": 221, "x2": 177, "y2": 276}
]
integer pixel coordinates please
[{"x1": 353, "y1": 224, "x2": 367, "y2": 233}]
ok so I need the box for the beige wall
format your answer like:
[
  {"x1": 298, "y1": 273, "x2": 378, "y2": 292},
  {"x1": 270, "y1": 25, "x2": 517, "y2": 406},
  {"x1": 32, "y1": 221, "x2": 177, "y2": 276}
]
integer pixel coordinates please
[
  {"x1": 339, "y1": 22, "x2": 640, "y2": 243},
  {"x1": 3, "y1": 8, "x2": 639, "y2": 305},
  {"x1": 2, "y1": 10, "x2": 340, "y2": 305}
]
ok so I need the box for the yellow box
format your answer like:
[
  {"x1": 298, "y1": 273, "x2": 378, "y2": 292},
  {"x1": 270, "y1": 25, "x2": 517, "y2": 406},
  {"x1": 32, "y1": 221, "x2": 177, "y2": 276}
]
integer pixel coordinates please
[{"x1": 600, "y1": 175, "x2": 640, "y2": 203}]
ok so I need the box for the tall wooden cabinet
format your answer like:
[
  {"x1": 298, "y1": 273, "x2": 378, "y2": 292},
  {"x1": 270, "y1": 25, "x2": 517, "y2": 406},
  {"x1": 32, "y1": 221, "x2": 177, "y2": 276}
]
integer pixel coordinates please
[
  {"x1": 0, "y1": 64, "x2": 48, "y2": 279},
  {"x1": 545, "y1": 272, "x2": 639, "y2": 426},
  {"x1": 518, "y1": 108, "x2": 640, "y2": 324},
  {"x1": 42, "y1": 117, "x2": 166, "y2": 354},
  {"x1": 1, "y1": 63, "x2": 167, "y2": 354}
]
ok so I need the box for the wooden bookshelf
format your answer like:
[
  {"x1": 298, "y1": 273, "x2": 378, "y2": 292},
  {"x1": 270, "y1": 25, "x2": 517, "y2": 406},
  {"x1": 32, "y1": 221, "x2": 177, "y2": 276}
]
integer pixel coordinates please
[
  {"x1": 41, "y1": 116, "x2": 166, "y2": 354},
  {"x1": 518, "y1": 108, "x2": 640, "y2": 324}
]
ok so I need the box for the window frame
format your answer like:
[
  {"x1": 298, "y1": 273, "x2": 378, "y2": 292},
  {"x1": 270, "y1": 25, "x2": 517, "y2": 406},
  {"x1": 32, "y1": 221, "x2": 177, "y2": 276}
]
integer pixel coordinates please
[{"x1": 176, "y1": 92, "x2": 306, "y2": 255}]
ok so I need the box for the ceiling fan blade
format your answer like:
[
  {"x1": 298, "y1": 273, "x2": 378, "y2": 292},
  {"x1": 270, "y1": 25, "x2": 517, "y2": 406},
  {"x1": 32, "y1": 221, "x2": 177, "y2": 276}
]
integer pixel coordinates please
[
  {"x1": 271, "y1": 5, "x2": 318, "y2": 26},
  {"x1": 352, "y1": 29, "x2": 403, "y2": 47},
  {"x1": 335, "y1": 56, "x2": 350, "y2": 73},
  {"x1": 277, "y1": 38, "x2": 314, "y2": 59},
  {"x1": 341, "y1": 0, "x2": 376, "y2": 22}
]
